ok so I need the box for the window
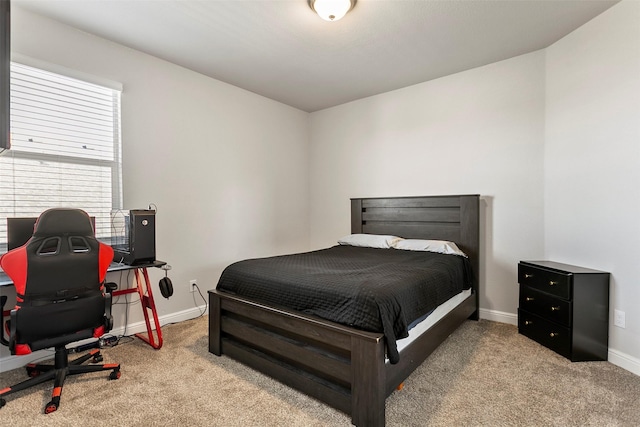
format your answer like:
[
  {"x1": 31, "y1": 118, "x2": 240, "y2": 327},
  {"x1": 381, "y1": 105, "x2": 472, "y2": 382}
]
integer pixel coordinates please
[{"x1": 0, "y1": 61, "x2": 122, "y2": 250}]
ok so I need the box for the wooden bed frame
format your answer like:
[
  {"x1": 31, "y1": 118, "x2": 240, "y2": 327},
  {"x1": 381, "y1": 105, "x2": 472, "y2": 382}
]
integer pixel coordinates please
[{"x1": 209, "y1": 194, "x2": 480, "y2": 426}]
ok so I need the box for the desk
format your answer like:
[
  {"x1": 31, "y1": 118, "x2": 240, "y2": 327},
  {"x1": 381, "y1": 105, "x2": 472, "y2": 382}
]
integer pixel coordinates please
[{"x1": 1, "y1": 260, "x2": 166, "y2": 350}]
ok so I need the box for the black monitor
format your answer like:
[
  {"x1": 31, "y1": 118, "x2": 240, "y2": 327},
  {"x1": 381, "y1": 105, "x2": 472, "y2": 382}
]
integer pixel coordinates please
[{"x1": 7, "y1": 216, "x2": 96, "y2": 251}]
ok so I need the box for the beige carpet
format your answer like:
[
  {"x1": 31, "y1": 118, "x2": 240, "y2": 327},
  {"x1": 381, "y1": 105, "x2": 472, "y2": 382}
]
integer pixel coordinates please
[{"x1": 1, "y1": 316, "x2": 639, "y2": 426}]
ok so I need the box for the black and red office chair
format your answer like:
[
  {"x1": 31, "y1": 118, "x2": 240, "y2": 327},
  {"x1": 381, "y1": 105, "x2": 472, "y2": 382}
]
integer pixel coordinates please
[{"x1": 0, "y1": 208, "x2": 120, "y2": 413}]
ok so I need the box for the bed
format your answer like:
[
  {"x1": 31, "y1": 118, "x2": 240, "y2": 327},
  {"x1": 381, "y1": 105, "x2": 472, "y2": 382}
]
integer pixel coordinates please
[{"x1": 208, "y1": 194, "x2": 480, "y2": 426}]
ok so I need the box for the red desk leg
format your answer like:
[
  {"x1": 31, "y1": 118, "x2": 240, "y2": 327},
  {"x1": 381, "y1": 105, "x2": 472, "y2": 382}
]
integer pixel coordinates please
[
  {"x1": 133, "y1": 268, "x2": 163, "y2": 349},
  {"x1": 112, "y1": 267, "x2": 163, "y2": 349}
]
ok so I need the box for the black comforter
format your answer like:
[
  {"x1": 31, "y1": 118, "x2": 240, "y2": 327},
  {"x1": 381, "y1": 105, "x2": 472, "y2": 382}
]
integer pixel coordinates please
[{"x1": 216, "y1": 245, "x2": 473, "y2": 363}]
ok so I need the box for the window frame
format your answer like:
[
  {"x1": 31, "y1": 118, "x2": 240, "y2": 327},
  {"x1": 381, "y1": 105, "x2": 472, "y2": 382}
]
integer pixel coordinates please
[{"x1": 0, "y1": 56, "x2": 123, "y2": 249}]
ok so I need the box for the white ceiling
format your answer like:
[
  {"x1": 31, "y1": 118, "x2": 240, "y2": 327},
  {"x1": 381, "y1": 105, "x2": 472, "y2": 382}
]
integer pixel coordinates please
[{"x1": 14, "y1": 0, "x2": 619, "y2": 112}]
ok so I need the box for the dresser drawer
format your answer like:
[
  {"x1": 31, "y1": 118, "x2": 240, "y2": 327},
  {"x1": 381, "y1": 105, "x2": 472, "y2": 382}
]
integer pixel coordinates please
[
  {"x1": 518, "y1": 263, "x2": 571, "y2": 299},
  {"x1": 518, "y1": 309, "x2": 570, "y2": 359},
  {"x1": 519, "y1": 285, "x2": 571, "y2": 327}
]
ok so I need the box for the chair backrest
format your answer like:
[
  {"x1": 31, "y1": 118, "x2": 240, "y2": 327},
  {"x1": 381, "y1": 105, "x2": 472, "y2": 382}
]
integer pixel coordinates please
[{"x1": 0, "y1": 208, "x2": 114, "y2": 351}]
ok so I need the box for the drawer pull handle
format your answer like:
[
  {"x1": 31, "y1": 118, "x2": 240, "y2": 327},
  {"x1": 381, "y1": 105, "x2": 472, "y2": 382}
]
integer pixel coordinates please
[
  {"x1": 524, "y1": 273, "x2": 533, "y2": 278},
  {"x1": 549, "y1": 281, "x2": 558, "y2": 286},
  {"x1": 526, "y1": 297, "x2": 534, "y2": 302},
  {"x1": 549, "y1": 332, "x2": 559, "y2": 338},
  {"x1": 524, "y1": 320, "x2": 533, "y2": 326},
  {"x1": 550, "y1": 306, "x2": 560, "y2": 311}
]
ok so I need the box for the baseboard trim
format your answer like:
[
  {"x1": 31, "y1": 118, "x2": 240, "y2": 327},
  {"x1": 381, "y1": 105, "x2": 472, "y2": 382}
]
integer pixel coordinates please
[
  {"x1": 608, "y1": 348, "x2": 640, "y2": 377},
  {"x1": 116, "y1": 304, "x2": 209, "y2": 337},
  {"x1": 479, "y1": 308, "x2": 518, "y2": 325},
  {"x1": 0, "y1": 305, "x2": 208, "y2": 373}
]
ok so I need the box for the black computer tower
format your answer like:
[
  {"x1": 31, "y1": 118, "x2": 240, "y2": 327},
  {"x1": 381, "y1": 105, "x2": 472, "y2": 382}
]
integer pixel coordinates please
[{"x1": 113, "y1": 210, "x2": 156, "y2": 265}]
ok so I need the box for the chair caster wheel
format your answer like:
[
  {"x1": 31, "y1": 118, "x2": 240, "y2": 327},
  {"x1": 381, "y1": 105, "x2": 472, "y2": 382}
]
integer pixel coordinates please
[
  {"x1": 92, "y1": 354, "x2": 104, "y2": 363},
  {"x1": 26, "y1": 367, "x2": 40, "y2": 377},
  {"x1": 0, "y1": 398, "x2": 6, "y2": 408},
  {"x1": 44, "y1": 401, "x2": 58, "y2": 414},
  {"x1": 109, "y1": 370, "x2": 121, "y2": 380}
]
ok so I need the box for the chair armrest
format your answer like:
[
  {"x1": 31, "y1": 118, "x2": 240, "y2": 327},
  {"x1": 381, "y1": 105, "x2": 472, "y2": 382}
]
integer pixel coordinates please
[
  {"x1": 103, "y1": 281, "x2": 116, "y2": 331},
  {"x1": 0, "y1": 295, "x2": 8, "y2": 347},
  {"x1": 103, "y1": 292, "x2": 114, "y2": 332},
  {"x1": 1, "y1": 296, "x2": 18, "y2": 353},
  {"x1": 9, "y1": 308, "x2": 17, "y2": 353},
  {"x1": 105, "y1": 282, "x2": 118, "y2": 293}
]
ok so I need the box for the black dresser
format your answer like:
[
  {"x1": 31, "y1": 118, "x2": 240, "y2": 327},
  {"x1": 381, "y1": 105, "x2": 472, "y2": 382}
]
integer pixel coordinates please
[{"x1": 518, "y1": 260, "x2": 610, "y2": 361}]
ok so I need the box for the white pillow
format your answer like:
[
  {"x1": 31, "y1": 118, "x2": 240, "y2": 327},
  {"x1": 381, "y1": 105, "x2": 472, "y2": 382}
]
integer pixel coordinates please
[
  {"x1": 337, "y1": 234, "x2": 403, "y2": 249},
  {"x1": 392, "y1": 239, "x2": 467, "y2": 257}
]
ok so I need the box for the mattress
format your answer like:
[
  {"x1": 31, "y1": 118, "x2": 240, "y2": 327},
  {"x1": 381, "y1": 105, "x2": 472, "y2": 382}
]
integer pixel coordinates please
[
  {"x1": 216, "y1": 245, "x2": 473, "y2": 364},
  {"x1": 396, "y1": 288, "x2": 472, "y2": 354}
]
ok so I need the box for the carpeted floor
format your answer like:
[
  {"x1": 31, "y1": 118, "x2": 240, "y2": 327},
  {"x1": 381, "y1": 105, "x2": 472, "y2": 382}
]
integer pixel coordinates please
[{"x1": 1, "y1": 316, "x2": 639, "y2": 426}]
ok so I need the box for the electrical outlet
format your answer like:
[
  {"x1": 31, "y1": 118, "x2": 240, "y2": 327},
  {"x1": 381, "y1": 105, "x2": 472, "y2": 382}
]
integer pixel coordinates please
[
  {"x1": 614, "y1": 309, "x2": 625, "y2": 328},
  {"x1": 189, "y1": 279, "x2": 197, "y2": 293}
]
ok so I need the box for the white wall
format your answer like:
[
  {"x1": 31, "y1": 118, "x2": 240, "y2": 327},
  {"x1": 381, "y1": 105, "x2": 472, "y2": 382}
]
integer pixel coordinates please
[
  {"x1": 545, "y1": 0, "x2": 640, "y2": 371},
  {"x1": 3, "y1": 6, "x2": 309, "y2": 363},
  {"x1": 309, "y1": 51, "x2": 547, "y2": 323}
]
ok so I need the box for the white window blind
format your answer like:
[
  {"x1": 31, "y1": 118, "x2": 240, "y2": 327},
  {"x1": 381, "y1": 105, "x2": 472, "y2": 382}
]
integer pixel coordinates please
[{"x1": 0, "y1": 62, "x2": 122, "y2": 250}]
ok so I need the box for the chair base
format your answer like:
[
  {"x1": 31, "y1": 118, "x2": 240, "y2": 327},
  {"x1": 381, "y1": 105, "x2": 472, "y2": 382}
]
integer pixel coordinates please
[{"x1": 0, "y1": 345, "x2": 120, "y2": 413}]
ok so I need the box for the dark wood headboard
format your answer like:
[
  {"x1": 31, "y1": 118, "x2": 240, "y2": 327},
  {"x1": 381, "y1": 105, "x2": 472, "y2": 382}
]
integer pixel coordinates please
[{"x1": 351, "y1": 194, "x2": 480, "y2": 298}]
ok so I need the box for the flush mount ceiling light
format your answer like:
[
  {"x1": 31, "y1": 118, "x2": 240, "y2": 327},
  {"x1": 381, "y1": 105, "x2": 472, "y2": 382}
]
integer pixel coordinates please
[{"x1": 308, "y1": 0, "x2": 357, "y2": 22}]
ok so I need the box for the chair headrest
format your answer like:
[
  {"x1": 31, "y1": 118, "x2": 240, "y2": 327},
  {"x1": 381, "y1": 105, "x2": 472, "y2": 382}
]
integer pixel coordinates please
[{"x1": 33, "y1": 208, "x2": 94, "y2": 237}]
